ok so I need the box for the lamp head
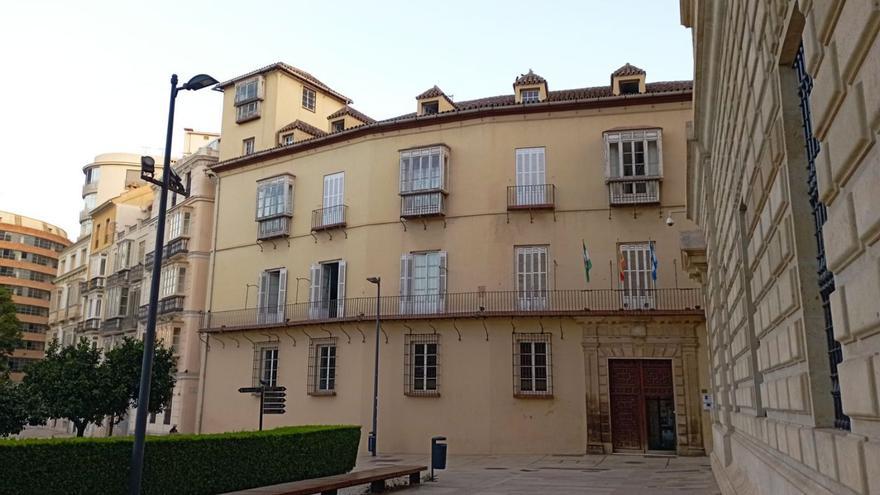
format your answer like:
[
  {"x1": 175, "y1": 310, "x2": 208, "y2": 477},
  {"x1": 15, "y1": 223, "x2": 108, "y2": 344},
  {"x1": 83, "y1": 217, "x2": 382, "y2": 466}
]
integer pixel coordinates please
[
  {"x1": 665, "y1": 215, "x2": 675, "y2": 227},
  {"x1": 367, "y1": 277, "x2": 381, "y2": 284},
  {"x1": 182, "y1": 74, "x2": 219, "y2": 91},
  {"x1": 140, "y1": 156, "x2": 155, "y2": 174}
]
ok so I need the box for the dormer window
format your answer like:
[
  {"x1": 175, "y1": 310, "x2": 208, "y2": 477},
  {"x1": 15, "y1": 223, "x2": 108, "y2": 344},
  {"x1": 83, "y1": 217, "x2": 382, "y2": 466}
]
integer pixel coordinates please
[
  {"x1": 331, "y1": 119, "x2": 345, "y2": 132},
  {"x1": 611, "y1": 63, "x2": 646, "y2": 96},
  {"x1": 281, "y1": 133, "x2": 294, "y2": 145},
  {"x1": 302, "y1": 87, "x2": 316, "y2": 111},
  {"x1": 619, "y1": 80, "x2": 639, "y2": 95},
  {"x1": 521, "y1": 89, "x2": 540, "y2": 103},
  {"x1": 421, "y1": 101, "x2": 439, "y2": 115}
]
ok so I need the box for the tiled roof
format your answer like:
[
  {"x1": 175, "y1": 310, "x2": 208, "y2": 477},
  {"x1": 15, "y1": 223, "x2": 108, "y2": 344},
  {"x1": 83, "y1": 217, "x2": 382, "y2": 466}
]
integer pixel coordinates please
[
  {"x1": 514, "y1": 69, "x2": 546, "y2": 86},
  {"x1": 612, "y1": 63, "x2": 646, "y2": 77},
  {"x1": 278, "y1": 119, "x2": 327, "y2": 137},
  {"x1": 327, "y1": 105, "x2": 375, "y2": 124},
  {"x1": 416, "y1": 85, "x2": 448, "y2": 100},
  {"x1": 215, "y1": 62, "x2": 352, "y2": 103}
]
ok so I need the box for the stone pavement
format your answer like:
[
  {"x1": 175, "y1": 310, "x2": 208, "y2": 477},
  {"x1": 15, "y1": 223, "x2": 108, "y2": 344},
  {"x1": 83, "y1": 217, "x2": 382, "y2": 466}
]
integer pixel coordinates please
[{"x1": 341, "y1": 453, "x2": 720, "y2": 494}]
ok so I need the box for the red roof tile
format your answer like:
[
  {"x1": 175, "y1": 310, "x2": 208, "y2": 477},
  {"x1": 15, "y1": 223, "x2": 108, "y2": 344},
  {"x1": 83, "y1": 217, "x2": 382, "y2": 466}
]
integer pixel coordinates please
[
  {"x1": 216, "y1": 62, "x2": 352, "y2": 103},
  {"x1": 278, "y1": 119, "x2": 327, "y2": 137},
  {"x1": 514, "y1": 69, "x2": 546, "y2": 86},
  {"x1": 612, "y1": 63, "x2": 646, "y2": 77},
  {"x1": 326, "y1": 105, "x2": 375, "y2": 124},
  {"x1": 416, "y1": 85, "x2": 448, "y2": 100}
]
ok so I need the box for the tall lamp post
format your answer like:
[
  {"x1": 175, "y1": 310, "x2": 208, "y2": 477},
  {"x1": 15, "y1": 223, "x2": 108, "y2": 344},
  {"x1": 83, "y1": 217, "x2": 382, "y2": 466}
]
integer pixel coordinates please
[
  {"x1": 129, "y1": 73, "x2": 218, "y2": 495},
  {"x1": 366, "y1": 276, "x2": 381, "y2": 456}
]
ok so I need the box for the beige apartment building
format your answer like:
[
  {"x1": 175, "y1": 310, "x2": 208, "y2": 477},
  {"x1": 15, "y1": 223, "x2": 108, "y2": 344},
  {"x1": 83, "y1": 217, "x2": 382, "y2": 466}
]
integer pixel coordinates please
[
  {"x1": 681, "y1": 0, "x2": 880, "y2": 493},
  {"x1": 0, "y1": 211, "x2": 69, "y2": 381},
  {"x1": 196, "y1": 62, "x2": 710, "y2": 455}
]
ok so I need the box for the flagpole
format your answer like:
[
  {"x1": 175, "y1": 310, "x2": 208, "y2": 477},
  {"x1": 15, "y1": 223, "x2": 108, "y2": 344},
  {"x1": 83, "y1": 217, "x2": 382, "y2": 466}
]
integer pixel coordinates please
[{"x1": 608, "y1": 260, "x2": 613, "y2": 290}]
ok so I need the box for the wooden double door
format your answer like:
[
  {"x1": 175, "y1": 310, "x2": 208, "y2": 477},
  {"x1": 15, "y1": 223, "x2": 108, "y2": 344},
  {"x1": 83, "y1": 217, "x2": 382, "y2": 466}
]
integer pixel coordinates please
[{"x1": 609, "y1": 359, "x2": 676, "y2": 453}]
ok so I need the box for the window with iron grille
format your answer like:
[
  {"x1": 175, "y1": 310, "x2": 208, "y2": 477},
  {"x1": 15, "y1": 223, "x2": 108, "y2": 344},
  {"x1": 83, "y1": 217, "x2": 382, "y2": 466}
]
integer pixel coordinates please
[
  {"x1": 794, "y1": 44, "x2": 848, "y2": 430},
  {"x1": 513, "y1": 333, "x2": 552, "y2": 397},
  {"x1": 404, "y1": 334, "x2": 440, "y2": 396},
  {"x1": 252, "y1": 344, "x2": 279, "y2": 387},
  {"x1": 307, "y1": 337, "x2": 337, "y2": 395}
]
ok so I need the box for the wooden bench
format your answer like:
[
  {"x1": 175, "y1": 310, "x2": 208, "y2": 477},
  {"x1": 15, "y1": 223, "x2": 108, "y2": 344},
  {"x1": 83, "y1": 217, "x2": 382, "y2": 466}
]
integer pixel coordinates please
[{"x1": 222, "y1": 465, "x2": 427, "y2": 495}]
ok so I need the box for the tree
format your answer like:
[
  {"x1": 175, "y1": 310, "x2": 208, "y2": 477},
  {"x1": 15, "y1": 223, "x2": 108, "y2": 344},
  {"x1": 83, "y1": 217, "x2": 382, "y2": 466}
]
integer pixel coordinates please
[
  {"x1": 22, "y1": 339, "x2": 108, "y2": 437},
  {"x1": 0, "y1": 287, "x2": 22, "y2": 379},
  {"x1": 0, "y1": 380, "x2": 28, "y2": 437},
  {"x1": 103, "y1": 337, "x2": 176, "y2": 430}
]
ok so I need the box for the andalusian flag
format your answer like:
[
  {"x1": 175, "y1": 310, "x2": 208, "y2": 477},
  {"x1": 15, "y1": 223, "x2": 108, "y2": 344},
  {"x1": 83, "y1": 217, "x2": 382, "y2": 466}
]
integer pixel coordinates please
[{"x1": 582, "y1": 240, "x2": 593, "y2": 284}]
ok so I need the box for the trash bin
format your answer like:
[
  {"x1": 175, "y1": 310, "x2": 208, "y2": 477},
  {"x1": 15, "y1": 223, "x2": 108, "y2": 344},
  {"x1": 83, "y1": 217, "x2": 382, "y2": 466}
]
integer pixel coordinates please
[{"x1": 431, "y1": 436, "x2": 447, "y2": 479}]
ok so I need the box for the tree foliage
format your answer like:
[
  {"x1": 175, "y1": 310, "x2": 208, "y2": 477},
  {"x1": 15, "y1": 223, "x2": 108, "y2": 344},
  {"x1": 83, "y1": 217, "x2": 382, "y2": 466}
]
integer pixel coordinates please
[
  {"x1": 0, "y1": 287, "x2": 22, "y2": 379},
  {"x1": 0, "y1": 380, "x2": 28, "y2": 437},
  {"x1": 102, "y1": 337, "x2": 176, "y2": 423}
]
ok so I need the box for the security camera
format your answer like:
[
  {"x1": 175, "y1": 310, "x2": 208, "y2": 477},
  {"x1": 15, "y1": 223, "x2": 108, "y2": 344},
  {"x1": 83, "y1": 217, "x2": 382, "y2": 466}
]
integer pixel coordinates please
[{"x1": 665, "y1": 215, "x2": 675, "y2": 227}]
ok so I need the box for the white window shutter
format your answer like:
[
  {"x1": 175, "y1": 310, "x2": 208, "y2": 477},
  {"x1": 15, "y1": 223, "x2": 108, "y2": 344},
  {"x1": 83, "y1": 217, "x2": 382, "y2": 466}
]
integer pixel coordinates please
[
  {"x1": 656, "y1": 131, "x2": 664, "y2": 177},
  {"x1": 309, "y1": 264, "x2": 321, "y2": 319},
  {"x1": 516, "y1": 150, "x2": 525, "y2": 186},
  {"x1": 257, "y1": 271, "x2": 268, "y2": 323},
  {"x1": 399, "y1": 254, "x2": 412, "y2": 313},
  {"x1": 336, "y1": 260, "x2": 346, "y2": 317},
  {"x1": 438, "y1": 251, "x2": 447, "y2": 311},
  {"x1": 257, "y1": 76, "x2": 265, "y2": 99},
  {"x1": 285, "y1": 180, "x2": 294, "y2": 216},
  {"x1": 277, "y1": 268, "x2": 287, "y2": 322}
]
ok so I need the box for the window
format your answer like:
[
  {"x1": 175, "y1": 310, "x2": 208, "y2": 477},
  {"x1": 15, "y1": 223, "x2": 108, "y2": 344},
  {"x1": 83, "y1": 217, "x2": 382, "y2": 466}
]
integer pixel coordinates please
[
  {"x1": 515, "y1": 148, "x2": 547, "y2": 205},
  {"x1": 255, "y1": 176, "x2": 294, "y2": 239},
  {"x1": 513, "y1": 333, "x2": 552, "y2": 397},
  {"x1": 171, "y1": 327, "x2": 181, "y2": 354},
  {"x1": 253, "y1": 344, "x2": 279, "y2": 387},
  {"x1": 85, "y1": 167, "x2": 100, "y2": 184},
  {"x1": 168, "y1": 210, "x2": 190, "y2": 239},
  {"x1": 242, "y1": 138, "x2": 255, "y2": 156},
  {"x1": 605, "y1": 129, "x2": 662, "y2": 204},
  {"x1": 619, "y1": 79, "x2": 639, "y2": 95},
  {"x1": 137, "y1": 241, "x2": 146, "y2": 264},
  {"x1": 521, "y1": 89, "x2": 540, "y2": 103},
  {"x1": 400, "y1": 147, "x2": 447, "y2": 193},
  {"x1": 308, "y1": 261, "x2": 346, "y2": 319},
  {"x1": 302, "y1": 87, "x2": 316, "y2": 111},
  {"x1": 619, "y1": 242, "x2": 655, "y2": 309},
  {"x1": 83, "y1": 193, "x2": 97, "y2": 211},
  {"x1": 236, "y1": 101, "x2": 260, "y2": 122},
  {"x1": 331, "y1": 119, "x2": 345, "y2": 132},
  {"x1": 400, "y1": 251, "x2": 447, "y2": 314},
  {"x1": 104, "y1": 219, "x2": 110, "y2": 244},
  {"x1": 257, "y1": 268, "x2": 287, "y2": 324},
  {"x1": 0, "y1": 249, "x2": 14, "y2": 260},
  {"x1": 235, "y1": 78, "x2": 260, "y2": 103},
  {"x1": 308, "y1": 337, "x2": 337, "y2": 395},
  {"x1": 115, "y1": 241, "x2": 131, "y2": 271},
  {"x1": 516, "y1": 246, "x2": 548, "y2": 310},
  {"x1": 421, "y1": 101, "x2": 439, "y2": 114},
  {"x1": 160, "y1": 265, "x2": 186, "y2": 298},
  {"x1": 405, "y1": 334, "x2": 439, "y2": 396},
  {"x1": 281, "y1": 133, "x2": 294, "y2": 145},
  {"x1": 321, "y1": 172, "x2": 345, "y2": 227}
]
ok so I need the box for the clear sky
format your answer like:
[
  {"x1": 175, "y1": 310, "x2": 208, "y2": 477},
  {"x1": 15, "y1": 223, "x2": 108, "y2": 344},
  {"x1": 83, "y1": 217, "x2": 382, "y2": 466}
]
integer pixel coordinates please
[{"x1": 0, "y1": 0, "x2": 693, "y2": 239}]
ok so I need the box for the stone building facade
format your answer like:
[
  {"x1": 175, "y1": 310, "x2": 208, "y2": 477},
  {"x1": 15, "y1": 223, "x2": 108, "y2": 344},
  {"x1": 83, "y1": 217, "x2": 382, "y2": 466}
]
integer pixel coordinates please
[{"x1": 680, "y1": 0, "x2": 880, "y2": 493}]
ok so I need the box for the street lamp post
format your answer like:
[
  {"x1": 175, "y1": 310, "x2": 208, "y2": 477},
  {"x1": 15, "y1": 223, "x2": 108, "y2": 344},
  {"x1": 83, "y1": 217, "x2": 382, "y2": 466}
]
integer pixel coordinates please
[
  {"x1": 128, "y1": 73, "x2": 218, "y2": 495},
  {"x1": 366, "y1": 276, "x2": 381, "y2": 456}
]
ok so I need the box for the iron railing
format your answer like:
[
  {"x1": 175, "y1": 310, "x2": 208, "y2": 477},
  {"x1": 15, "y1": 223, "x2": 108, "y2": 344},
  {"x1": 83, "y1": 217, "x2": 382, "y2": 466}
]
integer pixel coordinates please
[
  {"x1": 507, "y1": 184, "x2": 556, "y2": 210},
  {"x1": 311, "y1": 205, "x2": 347, "y2": 231},
  {"x1": 101, "y1": 315, "x2": 138, "y2": 334},
  {"x1": 144, "y1": 252, "x2": 155, "y2": 270},
  {"x1": 163, "y1": 237, "x2": 189, "y2": 261},
  {"x1": 130, "y1": 263, "x2": 144, "y2": 283},
  {"x1": 400, "y1": 191, "x2": 446, "y2": 218},
  {"x1": 83, "y1": 277, "x2": 105, "y2": 292},
  {"x1": 607, "y1": 177, "x2": 661, "y2": 205},
  {"x1": 203, "y1": 288, "x2": 703, "y2": 331},
  {"x1": 107, "y1": 269, "x2": 131, "y2": 287},
  {"x1": 82, "y1": 318, "x2": 101, "y2": 331},
  {"x1": 158, "y1": 295, "x2": 185, "y2": 315}
]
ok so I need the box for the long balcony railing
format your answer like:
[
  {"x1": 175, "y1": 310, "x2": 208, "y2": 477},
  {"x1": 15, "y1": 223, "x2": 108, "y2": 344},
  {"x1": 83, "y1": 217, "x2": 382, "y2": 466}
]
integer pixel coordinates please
[
  {"x1": 607, "y1": 177, "x2": 661, "y2": 205},
  {"x1": 311, "y1": 205, "x2": 347, "y2": 231},
  {"x1": 202, "y1": 288, "x2": 703, "y2": 331},
  {"x1": 507, "y1": 184, "x2": 556, "y2": 210}
]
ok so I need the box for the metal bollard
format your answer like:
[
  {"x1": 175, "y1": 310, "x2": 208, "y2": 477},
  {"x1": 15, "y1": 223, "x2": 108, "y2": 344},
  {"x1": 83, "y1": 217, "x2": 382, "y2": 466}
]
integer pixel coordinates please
[{"x1": 430, "y1": 436, "x2": 447, "y2": 481}]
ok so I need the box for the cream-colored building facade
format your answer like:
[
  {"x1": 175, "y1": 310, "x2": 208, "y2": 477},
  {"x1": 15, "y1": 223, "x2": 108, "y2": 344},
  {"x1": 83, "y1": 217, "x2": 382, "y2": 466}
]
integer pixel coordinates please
[
  {"x1": 197, "y1": 62, "x2": 711, "y2": 455},
  {"x1": 681, "y1": 0, "x2": 880, "y2": 493}
]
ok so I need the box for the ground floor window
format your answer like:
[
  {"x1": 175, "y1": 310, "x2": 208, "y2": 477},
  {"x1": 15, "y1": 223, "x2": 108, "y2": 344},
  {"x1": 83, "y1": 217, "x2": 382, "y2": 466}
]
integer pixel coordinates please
[
  {"x1": 308, "y1": 337, "x2": 337, "y2": 395},
  {"x1": 253, "y1": 344, "x2": 279, "y2": 387},
  {"x1": 513, "y1": 333, "x2": 552, "y2": 397},
  {"x1": 404, "y1": 333, "x2": 440, "y2": 396}
]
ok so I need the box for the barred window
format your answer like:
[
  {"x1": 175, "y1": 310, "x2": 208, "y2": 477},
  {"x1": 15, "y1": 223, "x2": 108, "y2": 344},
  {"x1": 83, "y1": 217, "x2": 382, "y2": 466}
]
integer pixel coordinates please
[
  {"x1": 253, "y1": 344, "x2": 279, "y2": 387},
  {"x1": 404, "y1": 334, "x2": 440, "y2": 396},
  {"x1": 513, "y1": 333, "x2": 552, "y2": 398},
  {"x1": 307, "y1": 337, "x2": 337, "y2": 395}
]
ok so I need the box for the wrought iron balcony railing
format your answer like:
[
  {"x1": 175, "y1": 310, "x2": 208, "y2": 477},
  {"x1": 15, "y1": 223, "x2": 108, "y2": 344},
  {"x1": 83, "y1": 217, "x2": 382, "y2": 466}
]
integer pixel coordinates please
[
  {"x1": 106, "y1": 269, "x2": 130, "y2": 287},
  {"x1": 507, "y1": 184, "x2": 556, "y2": 210},
  {"x1": 202, "y1": 288, "x2": 703, "y2": 331},
  {"x1": 607, "y1": 177, "x2": 661, "y2": 205},
  {"x1": 400, "y1": 191, "x2": 446, "y2": 218},
  {"x1": 311, "y1": 205, "x2": 347, "y2": 231},
  {"x1": 82, "y1": 318, "x2": 101, "y2": 331},
  {"x1": 85, "y1": 277, "x2": 105, "y2": 292},
  {"x1": 129, "y1": 263, "x2": 143, "y2": 283},
  {"x1": 158, "y1": 295, "x2": 185, "y2": 315},
  {"x1": 101, "y1": 315, "x2": 137, "y2": 334},
  {"x1": 163, "y1": 237, "x2": 189, "y2": 261},
  {"x1": 144, "y1": 252, "x2": 155, "y2": 270}
]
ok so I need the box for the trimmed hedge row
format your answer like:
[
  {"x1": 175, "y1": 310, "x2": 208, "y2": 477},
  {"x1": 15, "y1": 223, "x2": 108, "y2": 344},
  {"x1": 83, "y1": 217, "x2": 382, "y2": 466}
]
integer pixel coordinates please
[{"x1": 0, "y1": 425, "x2": 360, "y2": 495}]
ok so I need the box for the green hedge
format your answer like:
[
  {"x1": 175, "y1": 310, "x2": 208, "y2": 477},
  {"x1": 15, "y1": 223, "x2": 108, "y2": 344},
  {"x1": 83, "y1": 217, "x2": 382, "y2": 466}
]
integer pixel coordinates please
[{"x1": 0, "y1": 425, "x2": 360, "y2": 495}]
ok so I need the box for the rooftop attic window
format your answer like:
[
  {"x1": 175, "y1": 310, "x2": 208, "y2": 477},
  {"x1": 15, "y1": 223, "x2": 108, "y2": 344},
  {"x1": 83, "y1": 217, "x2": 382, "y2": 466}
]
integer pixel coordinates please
[
  {"x1": 421, "y1": 101, "x2": 439, "y2": 115},
  {"x1": 331, "y1": 119, "x2": 345, "y2": 132},
  {"x1": 620, "y1": 80, "x2": 640, "y2": 95},
  {"x1": 521, "y1": 89, "x2": 540, "y2": 103}
]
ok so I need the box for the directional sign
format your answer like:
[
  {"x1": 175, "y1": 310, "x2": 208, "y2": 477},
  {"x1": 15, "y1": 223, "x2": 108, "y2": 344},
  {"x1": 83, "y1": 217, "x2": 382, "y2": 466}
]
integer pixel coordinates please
[
  {"x1": 264, "y1": 397, "x2": 286, "y2": 404},
  {"x1": 263, "y1": 409, "x2": 286, "y2": 414},
  {"x1": 238, "y1": 387, "x2": 262, "y2": 394},
  {"x1": 264, "y1": 386, "x2": 287, "y2": 392}
]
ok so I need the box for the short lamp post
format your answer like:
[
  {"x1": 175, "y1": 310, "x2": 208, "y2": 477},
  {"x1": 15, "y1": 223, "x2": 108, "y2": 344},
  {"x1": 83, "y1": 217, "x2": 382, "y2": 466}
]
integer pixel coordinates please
[
  {"x1": 128, "y1": 73, "x2": 218, "y2": 495},
  {"x1": 366, "y1": 276, "x2": 381, "y2": 456}
]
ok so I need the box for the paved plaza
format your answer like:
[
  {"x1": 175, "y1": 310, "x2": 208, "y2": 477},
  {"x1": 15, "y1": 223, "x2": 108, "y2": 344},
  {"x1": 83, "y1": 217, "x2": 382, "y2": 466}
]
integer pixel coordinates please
[{"x1": 343, "y1": 453, "x2": 720, "y2": 494}]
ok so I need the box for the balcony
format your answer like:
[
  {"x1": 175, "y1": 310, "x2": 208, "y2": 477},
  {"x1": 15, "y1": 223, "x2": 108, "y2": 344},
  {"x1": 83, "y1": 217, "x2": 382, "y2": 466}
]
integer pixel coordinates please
[
  {"x1": 82, "y1": 318, "x2": 101, "y2": 332},
  {"x1": 106, "y1": 269, "x2": 130, "y2": 287},
  {"x1": 101, "y1": 315, "x2": 137, "y2": 334},
  {"x1": 163, "y1": 237, "x2": 189, "y2": 261},
  {"x1": 82, "y1": 277, "x2": 105, "y2": 293},
  {"x1": 507, "y1": 184, "x2": 556, "y2": 210},
  {"x1": 81, "y1": 181, "x2": 97, "y2": 197},
  {"x1": 138, "y1": 304, "x2": 148, "y2": 321},
  {"x1": 400, "y1": 191, "x2": 446, "y2": 218},
  {"x1": 130, "y1": 263, "x2": 143, "y2": 283},
  {"x1": 144, "y1": 252, "x2": 155, "y2": 270},
  {"x1": 79, "y1": 208, "x2": 91, "y2": 222},
  {"x1": 158, "y1": 295, "x2": 185, "y2": 315},
  {"x1": 202, "y1": 288, "x2": 704, "y2": 331},
  {"x1": 607, "y1": 177, "x2": 661, "y2": 206},
  {"x1": 311, "y1": 205, "x2": 347, "y2": 231},
  {"x1": 257, "y1": 216, "x2": 291, "y2": 240}
]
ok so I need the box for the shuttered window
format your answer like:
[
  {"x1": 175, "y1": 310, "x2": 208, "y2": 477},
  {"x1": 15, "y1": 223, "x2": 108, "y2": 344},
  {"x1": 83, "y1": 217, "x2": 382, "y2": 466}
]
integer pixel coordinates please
[
  {"x1": 257, "y1": 268, "x2": 287, "y2": 324},
  {"x1": 515, "y1": 246, "x2": 548, "y2": 310},
  {"x1": 400, "y1": 252, "x2": 447, "y2": 314},
  {"x1": 308, "y1": 261, "x2": 346, "y2": 319},
  {"x1": 619, "y1": 243, "x2": 654, "y2": 309}
]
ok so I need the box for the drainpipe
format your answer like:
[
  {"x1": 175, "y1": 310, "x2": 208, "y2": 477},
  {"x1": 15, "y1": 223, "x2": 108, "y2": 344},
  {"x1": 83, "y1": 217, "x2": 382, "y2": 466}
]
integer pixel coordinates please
[{"x1": 194, "y1": 169, "x2": 221, "y2": 433}]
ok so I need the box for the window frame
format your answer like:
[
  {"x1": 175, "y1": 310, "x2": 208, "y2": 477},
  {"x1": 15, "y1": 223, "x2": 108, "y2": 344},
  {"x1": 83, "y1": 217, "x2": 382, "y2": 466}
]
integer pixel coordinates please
[
  {"x1": 255, "y1": 175, "x2": 294, "y2": 240},
  {"x1": 520, "y1": 88, "x2": 540, "y2": 103},
  {"x1": 302, "y1": 87, "x2": 317, "y2": 111},
  {"x1": 404, "y1": 333, "x2": 440, "y2": 397},
  {"x1": 242, "y1": 137, "x2": 255, "y2": 156},
  {"x1": 604, "y1": 129, "x2": 663, "y2": 180},
  {"x1": 399, "y1": 146, "x2": 449, "y2": 194},
  {"x1": 281, "y1": 133, "x2": 294, "y2": 146},
  {"x1": 400, "y1": 251, "x2": 447, "y2": 314},
  {"x1": 331, "y1": 119, "x2": 345, "y2": 132},
  {"x1": 513, "y1": 333, "x2": 553, "y2": 398},
  {"x1": 307, "y1": 337, "x2": 337, "y2": 395},
  {"x1": 253, "y1": 343, "x2": 279, "y2": 388}
]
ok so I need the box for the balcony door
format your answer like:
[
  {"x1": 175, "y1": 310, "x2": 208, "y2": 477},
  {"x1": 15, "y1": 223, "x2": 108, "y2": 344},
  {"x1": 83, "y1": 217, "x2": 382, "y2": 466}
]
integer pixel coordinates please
[
  {"x1": 619, "y1": 243, "x2": 654, "y2": 309},
  {"x1": 400, "y1": 252, "x2": 446, "y2": 314},
  {"x1": 309, "y1": 260, "x2": 346, "y2": 319},
  {"x1": 516, "y1": 246, "x2": 548, "y2": 310},
  {"x1": 257, "y1": 268, "x2": 287, "y2": 324},
  {"x1": 322, "y1": 172, "x2": 344, "y2": 226},
  {"x1": 515, "y1": 148, "x2": 546, "y2": 205}
]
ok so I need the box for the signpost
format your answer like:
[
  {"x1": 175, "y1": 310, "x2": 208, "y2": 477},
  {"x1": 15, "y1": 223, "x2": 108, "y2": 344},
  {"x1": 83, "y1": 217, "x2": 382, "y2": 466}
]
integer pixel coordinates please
[{"x1": 238, "y1": 384, "x2": 286, "y2": 430}]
